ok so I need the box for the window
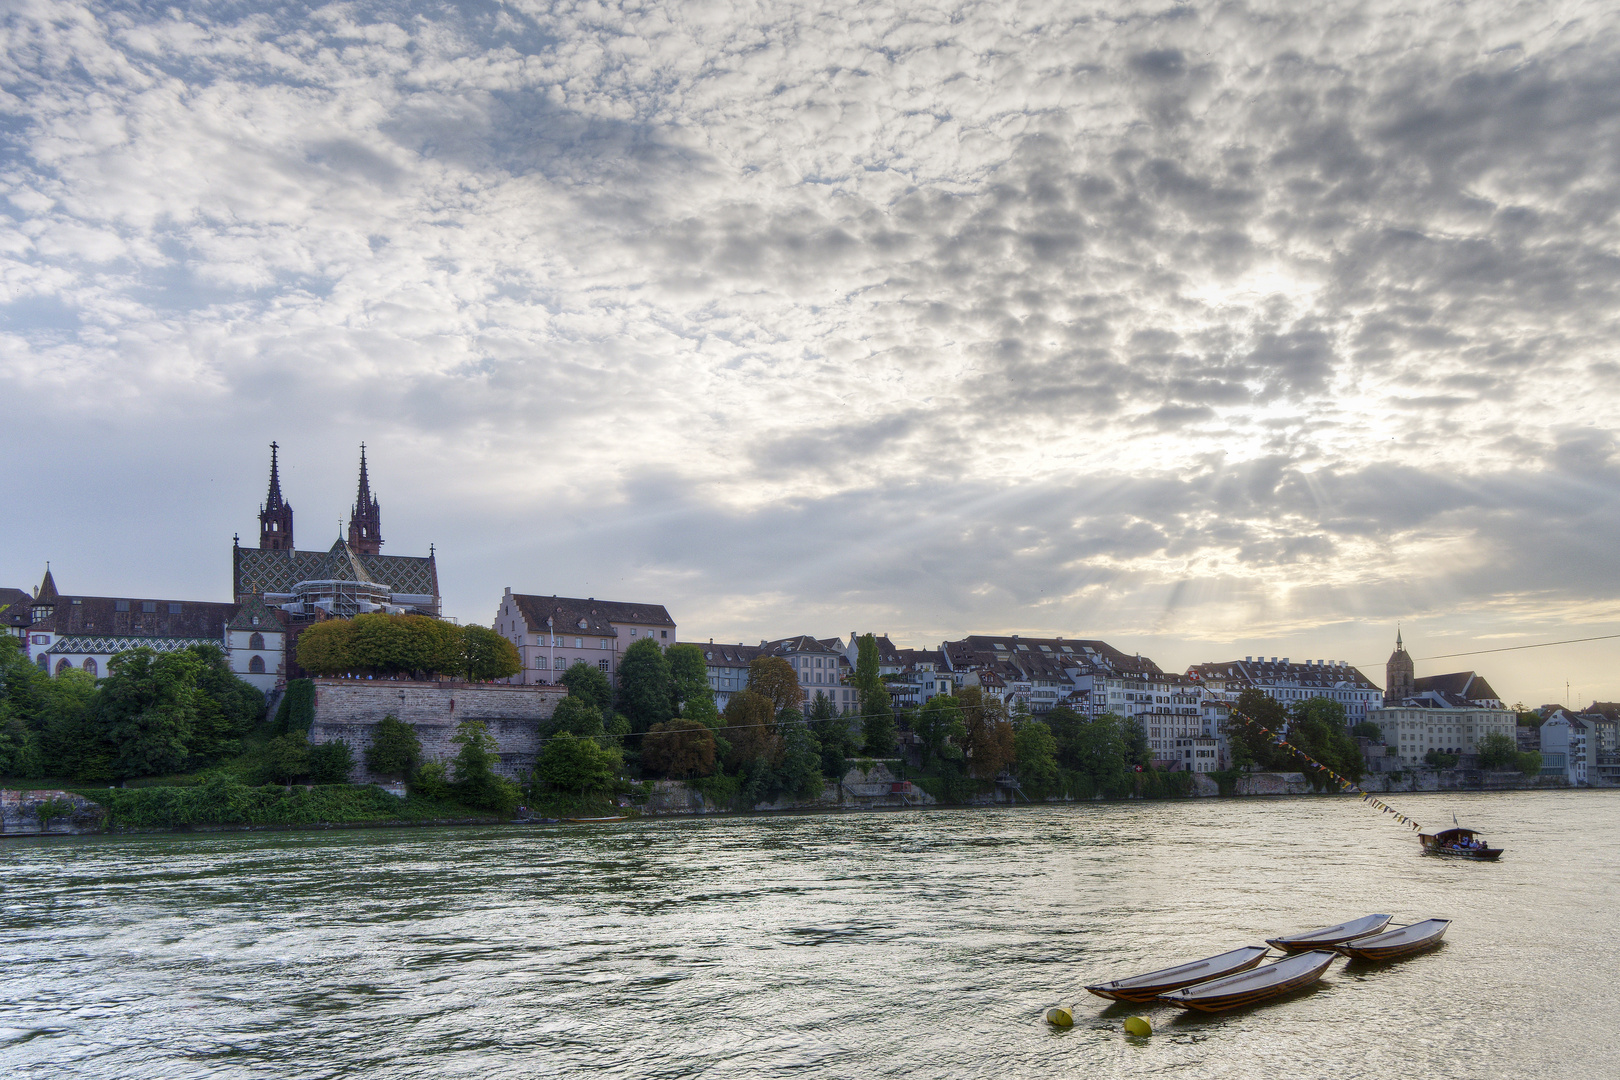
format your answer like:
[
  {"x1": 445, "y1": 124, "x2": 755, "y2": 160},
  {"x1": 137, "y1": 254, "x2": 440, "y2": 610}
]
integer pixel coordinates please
[
  {"x1": 599, "y1": 639, "x2": 607, "y2": 649},
  {"x1": 83, "y1": 658, "x2": 97, "y2": 677},
  {"x1": 630, "y1": 628, "x2": 637, "y2": 636},
  {"x1": 115, "y1": 600, "x2": 130, "y2": 612},
  {"x1": 55, "y1": 659, "x2": 72, "y2": 675},
  {"x1": 598, "y1": 659, "x2": 610, "y2": 672},
  {"x1": 249, "y1": 632, "x2": 264, "y2": 650},
  {"x1": 661, "y1": 630, "x2": 667, "y2": 639},
  {"x1": 249, "y1": 655, "x2": 265, "y2": 674},
  {"x1": 536, "y1": 656, "x2": 548, "y2": 669},
  {"x1": 142, "y1": 601, "x2": 156, "y2": 613},
  {"x1": 37, "y1": 655, "x2": 47, "y2": 670},
  {"x1": 169, "y1": 603, "x2": 182, "y2": 614},
  {"x1": 575, "y1": 638, "x2": 583, "y2": 648}
]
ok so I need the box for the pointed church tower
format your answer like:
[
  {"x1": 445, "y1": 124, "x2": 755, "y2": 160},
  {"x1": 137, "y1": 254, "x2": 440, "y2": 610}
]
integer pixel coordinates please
[
  {"x1": 259, "y1": 442, "x2": 295, "y2": 550},
  {"x1": 1385, "y1": 628, "x2": 1415, "y2": 704},
  {"x1": 348, "y1": 444, "x2": 383, "y2": 554}
]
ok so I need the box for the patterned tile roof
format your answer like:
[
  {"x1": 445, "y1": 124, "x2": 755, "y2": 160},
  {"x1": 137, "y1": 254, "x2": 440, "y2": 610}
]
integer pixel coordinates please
[
  {"x1": 47, "y1": 635, "x2": 215, "y2": 655},
  {"x1": 233, "y1": 541, "x2": 439, "y2": 599},
  {"x1": 32, "y1": 596, "x2": 238, "y2": 639},
  {"x1": 228, "y1": 594, "x2": 287, "y2": 631}
]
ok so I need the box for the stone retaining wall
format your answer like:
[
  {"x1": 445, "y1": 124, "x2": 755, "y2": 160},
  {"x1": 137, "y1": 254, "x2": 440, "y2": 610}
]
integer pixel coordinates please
[
  {"x1": 1, "y1": 789, "x2": 107, "y2": 836},
  {"x1": 307, "y1": 679, "x2": 567, "y2": 782}
]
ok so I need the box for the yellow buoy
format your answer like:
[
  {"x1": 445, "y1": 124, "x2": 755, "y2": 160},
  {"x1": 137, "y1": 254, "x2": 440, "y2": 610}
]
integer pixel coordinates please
[
  {"x1": 1045, "y1": 1006, "x2": 1074, "y2": 1028},
  {"x1": 1123, "y1": 1015, "x2": 1152, "y2": 1037}
]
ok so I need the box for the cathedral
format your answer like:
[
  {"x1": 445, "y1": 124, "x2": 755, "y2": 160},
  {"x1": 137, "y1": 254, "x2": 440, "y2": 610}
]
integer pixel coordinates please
[
  {"x1": 234, "y1": 444, "x2": 439, "y2": 614},
  {"x1": 232, "y1": 444, "x2": 443, "y2": 678}
]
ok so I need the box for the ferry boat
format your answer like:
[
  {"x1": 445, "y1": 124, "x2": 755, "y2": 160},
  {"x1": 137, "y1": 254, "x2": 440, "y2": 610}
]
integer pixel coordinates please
[{"x1": 1418, "y1": 827, "x2": 1502, "y2": 860}]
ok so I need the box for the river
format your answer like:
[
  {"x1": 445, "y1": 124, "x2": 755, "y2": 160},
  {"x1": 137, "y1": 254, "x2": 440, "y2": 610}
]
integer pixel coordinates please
[{"x1": 3, "y1": 790, "x2": 1616, "y2": 1078}]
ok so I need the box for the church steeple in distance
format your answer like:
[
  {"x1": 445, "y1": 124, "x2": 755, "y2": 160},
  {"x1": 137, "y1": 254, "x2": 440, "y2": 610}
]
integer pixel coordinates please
[
  {"x1": 1385, "y1": 626, "x2": 1415, "y2": 705},
  {"x1": 258, "y1": 441, "x2": 295, "y2": 550},
  {"x1": 348, "y1": 443, "x2": 383, "y2": 554}
]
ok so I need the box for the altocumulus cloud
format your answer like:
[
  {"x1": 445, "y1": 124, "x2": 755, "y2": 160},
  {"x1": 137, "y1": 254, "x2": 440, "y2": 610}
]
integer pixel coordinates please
[{"x1": 3, "y1": 0, "x2": 1620, "y2": 682}]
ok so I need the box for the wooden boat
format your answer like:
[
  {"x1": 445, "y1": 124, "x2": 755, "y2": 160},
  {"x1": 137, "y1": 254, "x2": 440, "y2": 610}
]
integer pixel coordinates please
[
  {"x1": 1336, "y1": 918, "x2": 1450, "y2": 961},
  {"x1": 1158, "y1": 950, "x2": 1337, "y2": 1013},
  {"x1": 562, "y1": 815, "x2": 629, "y2": 823},
  {"x1": 1419, "y1": 827, "x2": 1502, "y2": 860},
  {"x1": 1085, "y1": 945, "x2": 1270, "y2": 1002},
  {"x1": 1266, "y1": 914, "x2": 1392, "y2": 952}
]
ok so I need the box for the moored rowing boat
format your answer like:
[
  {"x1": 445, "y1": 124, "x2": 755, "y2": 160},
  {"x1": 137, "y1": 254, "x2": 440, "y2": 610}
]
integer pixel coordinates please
[
  {"x1": 1157, "y1": 950, "x2": 1338, "y2": 1013},
  {"x1": 1266, "y1": 913, "x2": 1392, "y2": 952},
  {"x1": 1336, "y1": 918, "x2": 1450, "y2": 961},
  {"x1": 1085, "y1": 945, "x2": 1270, "y2": 1002}
]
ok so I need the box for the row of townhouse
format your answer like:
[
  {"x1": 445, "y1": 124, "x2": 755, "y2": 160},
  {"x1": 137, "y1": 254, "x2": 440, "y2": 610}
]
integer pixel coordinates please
[{"x1": 1525, "y1": 706, "x2": 1620, "y2": 786}]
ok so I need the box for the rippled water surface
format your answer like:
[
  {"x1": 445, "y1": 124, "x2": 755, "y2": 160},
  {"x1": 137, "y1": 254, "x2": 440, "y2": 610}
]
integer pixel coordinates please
[{"x1": 4, "y1": 791, "x2": 1618, "y2": 1078}]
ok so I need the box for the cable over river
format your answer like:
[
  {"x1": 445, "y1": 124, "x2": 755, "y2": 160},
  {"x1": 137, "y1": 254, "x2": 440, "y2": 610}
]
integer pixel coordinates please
[{"x1": 3, "y1": 790, "x2": 1617, "y2": 1078}]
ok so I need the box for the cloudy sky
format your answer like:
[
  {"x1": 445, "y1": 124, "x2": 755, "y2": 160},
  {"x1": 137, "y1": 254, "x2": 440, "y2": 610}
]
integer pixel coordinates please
[{"x1": 4, "y1": 0, "x2": 1620, "y2": 705}]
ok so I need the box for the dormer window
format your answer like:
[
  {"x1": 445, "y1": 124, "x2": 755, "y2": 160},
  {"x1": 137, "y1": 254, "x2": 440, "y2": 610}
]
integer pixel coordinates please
[
  {"x1": 142, "y1": 602, "x2": 156, "y2": 613},
  {"x1": 116, "y1": 601, "x2": 130, "y2": 612}
]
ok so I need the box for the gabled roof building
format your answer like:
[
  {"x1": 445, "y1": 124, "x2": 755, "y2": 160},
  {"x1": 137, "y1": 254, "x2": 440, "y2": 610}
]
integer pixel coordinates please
[{"x1": 495, "y1": 589, "x2": 676, "y2": 686}]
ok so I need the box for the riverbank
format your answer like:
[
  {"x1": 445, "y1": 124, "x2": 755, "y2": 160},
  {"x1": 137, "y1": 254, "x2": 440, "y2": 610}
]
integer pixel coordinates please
[{"x1": 2, "y1": 764, "x2": 1582, "y2": 837}]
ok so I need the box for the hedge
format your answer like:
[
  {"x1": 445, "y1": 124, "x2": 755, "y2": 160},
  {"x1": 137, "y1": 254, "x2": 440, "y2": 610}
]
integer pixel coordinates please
[{"x1": 69, "y1": 775, "x2": 496, "y2": 829}]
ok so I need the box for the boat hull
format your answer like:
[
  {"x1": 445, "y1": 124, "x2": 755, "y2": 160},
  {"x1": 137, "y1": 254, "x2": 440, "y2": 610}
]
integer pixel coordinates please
[
  {"x1": 1336, "y1": 919, "x2": 1450, "y2": 961},
  {"x1": 1266, "y1": 914, "x2": 1393, "y2": 952},
  {"x1": 1085, "y1": 946, "x2": 1269, "y2": 1002},
  {"x1": 1158, "y1": 951, "x2": 1337, "y2": 1013}
]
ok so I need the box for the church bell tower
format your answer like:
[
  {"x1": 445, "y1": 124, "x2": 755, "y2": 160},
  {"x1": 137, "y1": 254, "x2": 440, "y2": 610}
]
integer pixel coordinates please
[
  {"x1": 258, "y1": 442, "x2": 295, "y2": 550},
  {"x1": 1384, "y1": 629, "x2": 1415, "y2": 704},
  {"x1": 347, "y1": 444, "x2": 383, "y2": 554}
]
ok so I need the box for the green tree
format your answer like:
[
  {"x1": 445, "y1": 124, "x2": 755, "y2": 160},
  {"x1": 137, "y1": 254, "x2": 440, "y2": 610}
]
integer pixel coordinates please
[
  {"x1": 560, "y1": 661, "x2": 613, "y2": 713},
  {"x1": 748, "y1": 657, "x2": 801, "y2": 714},
  {"x1": 308, "y1": 739, "x2": 355, "y2": 784},
  {"x1": 1071, "y1": 712, "x2": 1131, "y2": 796},
  {"x1": 1351, "y1": 720, "x2": 1383, "y2": 741},
  {"x1": 1229, "y1": 689, "x2": 1292, "y2": 771},
  {"x1": 915, "y1": 695, "x2": 967, "y2": 769},
  {"x1": 721, "y1": 689, "x2": 780, "y2": 770},
  {"x1": 1424, "y1": 749, "x2": 1460, "y2": 770},
  {"x1": 93, "y1": 647, "x2": 207, "y2": 779},
  {"x1": 1013, "y1": 720, "x2": 1060, "y2": 791},
  {"x1": 262, "y1": 732, "x2": 312, "y2": 784},
  {"x1": 617, "y1": 637, "x2": 675, "y2": 732},
  {"x1": 450, "y1": 720, "x2": 520, "y2": 814},
  {"x1": 411, "y1": 760, "x2": 452, "y2": 800},
  {"x1": 642, "y1": 718, "x2": 718, "y2": 779},
  {"x1": 1288, "y1": 697, "x2": 1363, "y2": 787},
  {"x1": 957, "y1": 686, "x2": 1015, "y2": 780},
  {"x1": 777, "y1": 710, "x2": 824, "y2": 799},
  {"x1": 862, "y1": 703, "x2": 898, "y2": 756},
  {"x1": 852, "y1": 634, "x2": 893, "y2": 732},
  {"x1": 538, "y1": 731, "x2": 619, "y2": 798},
  {"x1": 546, "y1": 695, "x2": 605, "y2": 739},
  {"x1": 461, "y1": 625, "x2": 522, "y2": 681},
  {"x1": 809, "y1": 691, "x2": 856, "y2": 776},
  {"x1": 295, "y1": 620, "x2": 357, "y2": 676},
  {"x1": 364, "y1": 714, "x2": 423, "y2": 778},
  {"x1": 1121, "y1": 717, "x2": 1151, "y2": 769},
  {"x1": 1476, "y1": 732, "x2": 1519, "y2": 770},
  {"x1": 1515, "y1": 750, "x2": 1542, "y2": 776},
  {"x1": 667, "y1": 643, "x2": 720, "y2": 727}
]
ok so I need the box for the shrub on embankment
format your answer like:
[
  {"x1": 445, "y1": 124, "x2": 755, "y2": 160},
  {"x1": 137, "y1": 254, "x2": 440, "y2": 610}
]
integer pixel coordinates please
[{"x1": 69, "y1": 774, "x2": 498, "y2": 830}]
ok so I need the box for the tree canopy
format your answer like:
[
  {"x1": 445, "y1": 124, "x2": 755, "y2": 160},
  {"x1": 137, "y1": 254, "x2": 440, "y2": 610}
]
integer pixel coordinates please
[
  {"x1": 721, "y1": 689, "x2": 780, "y2": 769},
  {"x1": 461, "y1": 625, "x2": 522, "y2": 682},
  {"x1": 559, "y1": 661, "x2": 613, "y2": 713},
  {"x1": 297, "y1": 614, "x2": 512, "y2": 681},
  {"x1": 642, "y1": 718, "x2": 717, "y2": 779},
  {"x1": 538, "y1": 731, "x2": 620, "y2": 798},
  {"x1": 364, "y1": 714, "x2": 423, "y2": 778},
  {"x1": 617, "y1": 638, "x2": 675, "y2": 732},
  {"x1": 748, "y1": 657, "x2": 800, "y2": 714}
]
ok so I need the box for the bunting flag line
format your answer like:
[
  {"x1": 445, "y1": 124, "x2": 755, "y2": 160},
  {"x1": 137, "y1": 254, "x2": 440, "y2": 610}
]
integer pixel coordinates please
[{"x1": 1225, "y1": 706, "x2": 1423, "y2": 833}]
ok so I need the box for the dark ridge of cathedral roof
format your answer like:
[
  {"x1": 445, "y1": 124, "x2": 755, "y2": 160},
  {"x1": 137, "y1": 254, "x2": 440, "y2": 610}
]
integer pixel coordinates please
[
  {"x1": 233, "y1": 544, "x2": 439, "y2": 599},
  {"x1": 511, "y1": 593, "x2": 673, "y2": 633},
  {"x1": 1413, "y1": 671, "x2": 1500, "y2": 703},
  {"x1": 313, "y1": 539, "x2": 375, "y2": 584},
  {"x1": 29, "y1": 595, "x2": 237, "y2": 639}
]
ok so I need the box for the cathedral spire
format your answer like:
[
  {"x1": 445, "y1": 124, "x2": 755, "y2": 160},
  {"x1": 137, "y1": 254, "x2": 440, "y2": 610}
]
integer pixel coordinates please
[
  {"x1": 258, "y1": 442, "x2": 295, "y2": 550},
  {"x1": 348, "y1": 443, "x2": 383, "y2": 554},
  {"x1": 1385, "y1": 625, "x2": 1414, "y2": 705},
  {"x1": 266, "y1": 441, "x2": 285, "y2": 511}
]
